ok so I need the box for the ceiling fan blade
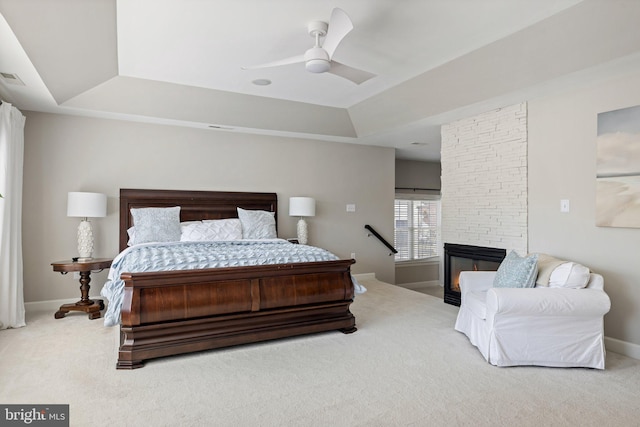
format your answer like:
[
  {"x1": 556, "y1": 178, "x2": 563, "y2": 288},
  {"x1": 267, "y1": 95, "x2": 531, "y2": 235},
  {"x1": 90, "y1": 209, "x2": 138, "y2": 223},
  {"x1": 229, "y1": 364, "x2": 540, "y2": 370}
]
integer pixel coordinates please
[
  {"x1": 322, "y1": 8, "x2": 353, "y2": 59},
  {"x1": 241, "y1": 54, "x2": 305, "y2": 70},
  {"x1": 327, "y1": 61, "x2": 376, "y2": 84}
]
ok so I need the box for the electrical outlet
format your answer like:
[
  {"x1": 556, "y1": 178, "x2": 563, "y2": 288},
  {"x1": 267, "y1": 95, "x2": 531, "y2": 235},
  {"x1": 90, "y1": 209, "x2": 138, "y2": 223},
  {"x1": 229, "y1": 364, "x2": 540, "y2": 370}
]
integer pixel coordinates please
[
  {"x1": 73, "y1": 272, "x2": 80, "y2": 279},
  {"x1": 346, "y1": 204, "x2": 356, "y2": 212},
  {"x1": 350, "y1": 252, "x2": 356, "y2": 259}
]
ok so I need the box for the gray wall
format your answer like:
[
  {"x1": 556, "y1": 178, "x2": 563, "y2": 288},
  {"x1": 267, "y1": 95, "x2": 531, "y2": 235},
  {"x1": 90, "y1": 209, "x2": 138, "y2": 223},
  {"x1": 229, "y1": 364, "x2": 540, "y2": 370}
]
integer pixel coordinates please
[
  {"x1": 395, "y1": 262, "x2": 439, "y2": 285},
  {"x1": 529, "y1": 70, "x2": 640, "y2": 348},
  {"x1": 395, "y1": 159, "x2": 441, "y2": 192},
  {"x1": 22, "y1": 112, "x2": 395, "y2": 303}
]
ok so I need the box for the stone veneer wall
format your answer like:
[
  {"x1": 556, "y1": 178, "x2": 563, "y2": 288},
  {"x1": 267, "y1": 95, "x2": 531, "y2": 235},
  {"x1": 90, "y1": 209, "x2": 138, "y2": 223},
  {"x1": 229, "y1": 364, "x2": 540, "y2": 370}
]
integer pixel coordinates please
[{"x1": 441, "y1": 102, "x2": 528, "y2": 254}]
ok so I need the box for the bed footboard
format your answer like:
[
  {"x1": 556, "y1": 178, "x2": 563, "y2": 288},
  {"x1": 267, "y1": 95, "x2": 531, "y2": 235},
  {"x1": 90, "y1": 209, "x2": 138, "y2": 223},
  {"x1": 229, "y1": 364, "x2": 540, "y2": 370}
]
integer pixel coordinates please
[{"x1": 117, "y1": 260, "x2": 356, "y2": 369}]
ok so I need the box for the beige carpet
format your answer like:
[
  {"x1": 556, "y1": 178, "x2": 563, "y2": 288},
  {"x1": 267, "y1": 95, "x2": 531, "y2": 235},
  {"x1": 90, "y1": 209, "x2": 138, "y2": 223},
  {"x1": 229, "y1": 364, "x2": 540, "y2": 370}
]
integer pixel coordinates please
[{"x1": 2, "y1": 278, "x2": 640, "y2": 426}]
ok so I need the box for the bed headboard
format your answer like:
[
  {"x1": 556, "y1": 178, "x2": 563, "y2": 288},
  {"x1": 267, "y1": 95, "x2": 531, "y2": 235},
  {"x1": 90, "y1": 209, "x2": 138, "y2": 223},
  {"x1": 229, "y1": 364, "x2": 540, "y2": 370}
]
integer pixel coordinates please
[{"x1": 119, "y1": 189, "x2": 278, "y2": 252}]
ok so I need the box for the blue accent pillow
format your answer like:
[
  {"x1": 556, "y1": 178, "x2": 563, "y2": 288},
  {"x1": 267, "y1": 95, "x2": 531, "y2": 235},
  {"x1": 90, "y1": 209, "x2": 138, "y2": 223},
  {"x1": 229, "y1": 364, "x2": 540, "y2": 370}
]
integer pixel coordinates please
[{"x1": 493, "y1": 251, "x2": 539, "y2": 288}]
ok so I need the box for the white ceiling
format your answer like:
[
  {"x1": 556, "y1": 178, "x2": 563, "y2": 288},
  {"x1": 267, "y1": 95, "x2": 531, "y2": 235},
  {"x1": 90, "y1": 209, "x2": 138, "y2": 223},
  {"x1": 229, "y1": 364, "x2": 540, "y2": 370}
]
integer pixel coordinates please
[
  {"x1": 116, "y1": 0, "x2": 579, "y2": 108},
  {"x1": 2, "y1": 0, "x2": 640, "y2": 161}
]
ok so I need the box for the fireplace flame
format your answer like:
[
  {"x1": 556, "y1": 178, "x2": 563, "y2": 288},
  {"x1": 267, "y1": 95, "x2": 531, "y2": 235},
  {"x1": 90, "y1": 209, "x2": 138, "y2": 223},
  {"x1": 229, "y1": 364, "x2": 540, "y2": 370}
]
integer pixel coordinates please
[{"x1": 444, "y1": 244, "x2": 506, "y2": 306}]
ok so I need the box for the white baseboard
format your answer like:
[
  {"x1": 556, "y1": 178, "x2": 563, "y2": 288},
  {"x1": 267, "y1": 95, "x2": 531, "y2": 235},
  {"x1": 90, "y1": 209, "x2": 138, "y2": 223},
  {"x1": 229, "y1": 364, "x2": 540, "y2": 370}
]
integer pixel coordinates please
[
  {"x1": 605, "y1": 336, "x2": 640, "y2": 360},
  {"x1": 353, "y1": 272, "x2": 376, "y2": 281},
  {"x1": 24, "y1": 296, "x2": 104, "y2": 314}
]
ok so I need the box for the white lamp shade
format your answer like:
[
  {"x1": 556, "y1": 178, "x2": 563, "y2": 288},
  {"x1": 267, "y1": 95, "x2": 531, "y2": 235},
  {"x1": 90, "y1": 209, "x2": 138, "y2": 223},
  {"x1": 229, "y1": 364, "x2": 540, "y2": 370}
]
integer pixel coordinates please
[
  {"x1": 289, "y1": 197, "x2": 316, "y2": 217},
  {"x1": 67, "y1": 192, "x2": 107, "y2": 218}
]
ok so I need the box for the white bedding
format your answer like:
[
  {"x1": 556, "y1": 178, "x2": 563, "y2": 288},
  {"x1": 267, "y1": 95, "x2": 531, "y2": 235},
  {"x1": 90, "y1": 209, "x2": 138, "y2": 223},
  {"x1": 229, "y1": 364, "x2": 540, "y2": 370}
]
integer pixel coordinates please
[{"x1": 100, "y1": 239, "x2": 365, "y2": 326}]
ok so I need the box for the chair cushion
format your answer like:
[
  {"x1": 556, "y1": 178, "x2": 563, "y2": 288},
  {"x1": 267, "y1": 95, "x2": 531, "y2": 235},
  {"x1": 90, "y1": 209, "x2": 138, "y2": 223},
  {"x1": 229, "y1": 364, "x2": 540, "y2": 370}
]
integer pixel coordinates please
[
  {"x1": 493, "y1": 251, "x2": 538, "y2": 288},
  {"x1": 466, "y1": 290, "x2": 488, "y2": 320}
]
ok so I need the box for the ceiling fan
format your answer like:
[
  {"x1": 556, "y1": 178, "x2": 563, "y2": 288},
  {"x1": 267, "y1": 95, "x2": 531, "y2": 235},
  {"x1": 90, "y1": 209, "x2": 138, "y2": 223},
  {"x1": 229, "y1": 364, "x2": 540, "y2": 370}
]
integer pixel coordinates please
[{"x1": 242, "y1": 8, "x2": 376, "y2": 85}]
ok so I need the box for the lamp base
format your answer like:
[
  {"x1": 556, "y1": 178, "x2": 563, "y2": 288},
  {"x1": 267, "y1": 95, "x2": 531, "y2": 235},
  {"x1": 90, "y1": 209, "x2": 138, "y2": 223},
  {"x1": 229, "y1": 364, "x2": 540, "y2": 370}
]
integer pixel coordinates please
[
  {"x1": 77, "y1": 219, "x2": 94, "y2": 260},
  {"x1": 296, "y1": 218, "x2": 308, "y2": 245}
]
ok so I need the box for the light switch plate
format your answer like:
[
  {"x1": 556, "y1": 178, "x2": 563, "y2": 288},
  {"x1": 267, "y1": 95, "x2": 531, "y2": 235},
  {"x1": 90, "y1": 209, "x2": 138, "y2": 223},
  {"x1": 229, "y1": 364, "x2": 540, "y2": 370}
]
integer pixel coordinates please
[{"x1": 560, "y1": 199, "x2": 570, "y2": 213}]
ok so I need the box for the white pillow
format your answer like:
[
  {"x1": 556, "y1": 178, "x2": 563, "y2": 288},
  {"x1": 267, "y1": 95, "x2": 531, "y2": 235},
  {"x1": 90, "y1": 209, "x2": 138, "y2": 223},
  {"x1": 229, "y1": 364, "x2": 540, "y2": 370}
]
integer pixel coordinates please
[
  {"x1": 202, "y1": 219, "x2": 243, "y2": 240},
  {"x1": 129, "y1": 206, "x2": 181, "y2": 245},
  {"x1": 128, "y1": 221, "x2": 200, "y2": 246},
  {"x1": 237, "y1": 207, "x2": 277, "y2": 239},
  {"x1": 548, "y1": 262, "x2": 591, "y2": 289},
  {"x1": 127, "y1": 226, "x2": 136, "y2": 246},
  {"x1": 181, "y1": 219, "x2": 243, "y2": 241}
]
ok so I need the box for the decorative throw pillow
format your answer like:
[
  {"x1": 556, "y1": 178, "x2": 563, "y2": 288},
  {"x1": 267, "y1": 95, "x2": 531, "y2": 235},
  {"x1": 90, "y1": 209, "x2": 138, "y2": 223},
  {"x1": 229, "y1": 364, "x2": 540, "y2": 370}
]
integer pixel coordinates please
[
  {"x1": 130, "y1": 206, "x2": 181, "y2": 244},
  {"x1": 128, "y1": 221, "x2": 199, "y2": 246},
  {"x1": 493, "y1": 251, "x2": 539, "y2": 288},
  {"x1": 237, "y1": 207, "x2": 277, "y2": 239},
  {"x1": 548, "y1": 262, "x2": 591, "y2": 289},
  {"x1": 181, "y1": 219, "x2": 243, "y2": 241},
  {"x1": 534, "y1": 253, "x2": 566, "y2": 287},
  {"x1": 202, "y1": 219, "x2": 243, "y2": 240}
]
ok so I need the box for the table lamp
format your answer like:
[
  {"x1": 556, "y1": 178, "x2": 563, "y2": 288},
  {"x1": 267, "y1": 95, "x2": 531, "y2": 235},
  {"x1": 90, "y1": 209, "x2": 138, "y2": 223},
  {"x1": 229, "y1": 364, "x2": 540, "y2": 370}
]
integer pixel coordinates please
[
  {"x1": 289, "y1": 197, "x2": 316, "y2": 245},
  {"x1": 67, "y1": 192, "x2": 107, "y2": 260}
]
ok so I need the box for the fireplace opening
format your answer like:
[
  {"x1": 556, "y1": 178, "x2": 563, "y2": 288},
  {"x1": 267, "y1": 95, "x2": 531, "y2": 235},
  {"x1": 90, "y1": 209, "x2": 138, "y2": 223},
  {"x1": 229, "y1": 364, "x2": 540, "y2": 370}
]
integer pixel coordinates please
[{"x1": 444, "y1": 243, "x2": 506, "y2": 306}]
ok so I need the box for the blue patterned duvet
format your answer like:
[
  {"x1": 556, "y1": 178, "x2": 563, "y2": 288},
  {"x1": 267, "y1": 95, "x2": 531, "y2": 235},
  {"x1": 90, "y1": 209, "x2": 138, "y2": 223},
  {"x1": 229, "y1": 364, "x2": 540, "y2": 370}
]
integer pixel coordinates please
[{"x1": 100, "y1": 239, "x2": 364, "y2": 326}]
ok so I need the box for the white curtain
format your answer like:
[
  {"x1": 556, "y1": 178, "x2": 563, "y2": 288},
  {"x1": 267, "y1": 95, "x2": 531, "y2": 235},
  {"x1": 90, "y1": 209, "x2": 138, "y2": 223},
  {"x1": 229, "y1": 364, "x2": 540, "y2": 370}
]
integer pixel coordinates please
[{"x1": 0, "y1": 102, "x2": 26, "y2": 329}]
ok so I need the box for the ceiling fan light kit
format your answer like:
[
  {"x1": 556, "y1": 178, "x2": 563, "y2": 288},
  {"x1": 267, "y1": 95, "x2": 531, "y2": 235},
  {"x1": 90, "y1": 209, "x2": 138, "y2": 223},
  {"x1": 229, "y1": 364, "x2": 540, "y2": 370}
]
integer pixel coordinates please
[
  {"x1": 242, "y1": 8, "x2": 375, "y2": 84},
  {"x1": 304, "y1": 47, "x2": 330, "y2": 73}
]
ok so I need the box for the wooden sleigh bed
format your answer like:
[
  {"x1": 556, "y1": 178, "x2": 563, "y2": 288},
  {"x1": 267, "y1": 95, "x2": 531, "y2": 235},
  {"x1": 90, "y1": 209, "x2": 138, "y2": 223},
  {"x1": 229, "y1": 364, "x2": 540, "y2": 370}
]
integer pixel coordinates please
[{"x1": 115, "y1": 189, "x2": 356, "y2": 369}]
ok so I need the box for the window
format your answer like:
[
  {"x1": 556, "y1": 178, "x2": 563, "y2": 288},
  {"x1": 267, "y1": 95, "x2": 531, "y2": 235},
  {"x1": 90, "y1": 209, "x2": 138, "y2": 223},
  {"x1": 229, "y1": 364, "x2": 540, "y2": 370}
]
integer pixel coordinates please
[{"x1": 394, "y1": 197, "x2": 440, "y2": 262}]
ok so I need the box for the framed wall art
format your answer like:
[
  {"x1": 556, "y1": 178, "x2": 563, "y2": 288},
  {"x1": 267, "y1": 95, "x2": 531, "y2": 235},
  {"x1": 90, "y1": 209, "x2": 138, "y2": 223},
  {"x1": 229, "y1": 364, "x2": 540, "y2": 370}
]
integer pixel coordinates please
[{"x1": 596, "y1": 105, "x2": 640, "y2": 228}]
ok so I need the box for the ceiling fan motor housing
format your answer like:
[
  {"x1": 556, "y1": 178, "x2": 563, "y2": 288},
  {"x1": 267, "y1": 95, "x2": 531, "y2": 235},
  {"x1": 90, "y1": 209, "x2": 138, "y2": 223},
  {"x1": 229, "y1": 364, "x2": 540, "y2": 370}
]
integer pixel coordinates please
[
  {"x1": 304, "y1": 47, "x2": 330, "y2": 73},
  {"x1": 308, "y1": 21, "x2": 328, "y2": 37}
]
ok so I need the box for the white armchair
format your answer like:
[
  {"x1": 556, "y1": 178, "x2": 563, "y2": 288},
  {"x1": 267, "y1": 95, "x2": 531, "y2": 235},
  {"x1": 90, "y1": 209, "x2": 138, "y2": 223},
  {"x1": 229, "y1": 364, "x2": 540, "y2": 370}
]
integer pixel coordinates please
[{"x1": 454, "y1": 271, "x2": 611, "y2": 369}]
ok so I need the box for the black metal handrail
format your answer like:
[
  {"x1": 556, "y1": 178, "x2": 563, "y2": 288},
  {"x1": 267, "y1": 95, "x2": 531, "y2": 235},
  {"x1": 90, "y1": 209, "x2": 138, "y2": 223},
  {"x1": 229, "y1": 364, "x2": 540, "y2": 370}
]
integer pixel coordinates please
[{"x1": 364, "y1": 224, "x2": 398, "y2": 255}]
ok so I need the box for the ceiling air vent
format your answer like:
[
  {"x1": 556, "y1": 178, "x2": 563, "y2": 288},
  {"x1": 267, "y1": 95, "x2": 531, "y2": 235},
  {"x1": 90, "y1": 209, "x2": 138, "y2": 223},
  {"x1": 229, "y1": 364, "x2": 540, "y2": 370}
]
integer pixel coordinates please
[{"x1": 0, "y1": 72, "x2": 25, "y2": 86}]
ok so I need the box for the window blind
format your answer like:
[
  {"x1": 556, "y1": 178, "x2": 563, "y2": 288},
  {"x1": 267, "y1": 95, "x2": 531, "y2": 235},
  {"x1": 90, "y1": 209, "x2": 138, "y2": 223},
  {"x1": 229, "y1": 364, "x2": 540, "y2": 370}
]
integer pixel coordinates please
[{"x1": 394, "y1": 198, "x2": 440, "y2": 262}]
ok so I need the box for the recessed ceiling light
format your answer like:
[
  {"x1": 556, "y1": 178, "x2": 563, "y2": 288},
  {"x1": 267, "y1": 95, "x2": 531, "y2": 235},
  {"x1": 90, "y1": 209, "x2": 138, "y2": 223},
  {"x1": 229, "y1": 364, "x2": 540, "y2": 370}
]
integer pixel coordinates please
[{"x1": 252, "y1": 79, "x2": 272, "y2": 86}]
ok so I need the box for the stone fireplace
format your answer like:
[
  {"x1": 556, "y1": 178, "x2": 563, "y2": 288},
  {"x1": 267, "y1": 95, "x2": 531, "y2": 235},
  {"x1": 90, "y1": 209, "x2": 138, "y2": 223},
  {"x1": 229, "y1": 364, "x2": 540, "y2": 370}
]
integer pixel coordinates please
[
  {"x1": 440, "y1": 103, "x2": 529, "y2": 306},
  {"x1": 443, "y1": 243, "x2": 506, "y2": 306}
]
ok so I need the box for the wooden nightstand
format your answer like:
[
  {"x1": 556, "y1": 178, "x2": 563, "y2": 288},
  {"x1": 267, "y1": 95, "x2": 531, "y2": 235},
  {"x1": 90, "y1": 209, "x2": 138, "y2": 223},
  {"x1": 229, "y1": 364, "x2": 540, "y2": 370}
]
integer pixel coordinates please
[{"x1": 51, "y1": 258, "x2": 113, "y2": 320}]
